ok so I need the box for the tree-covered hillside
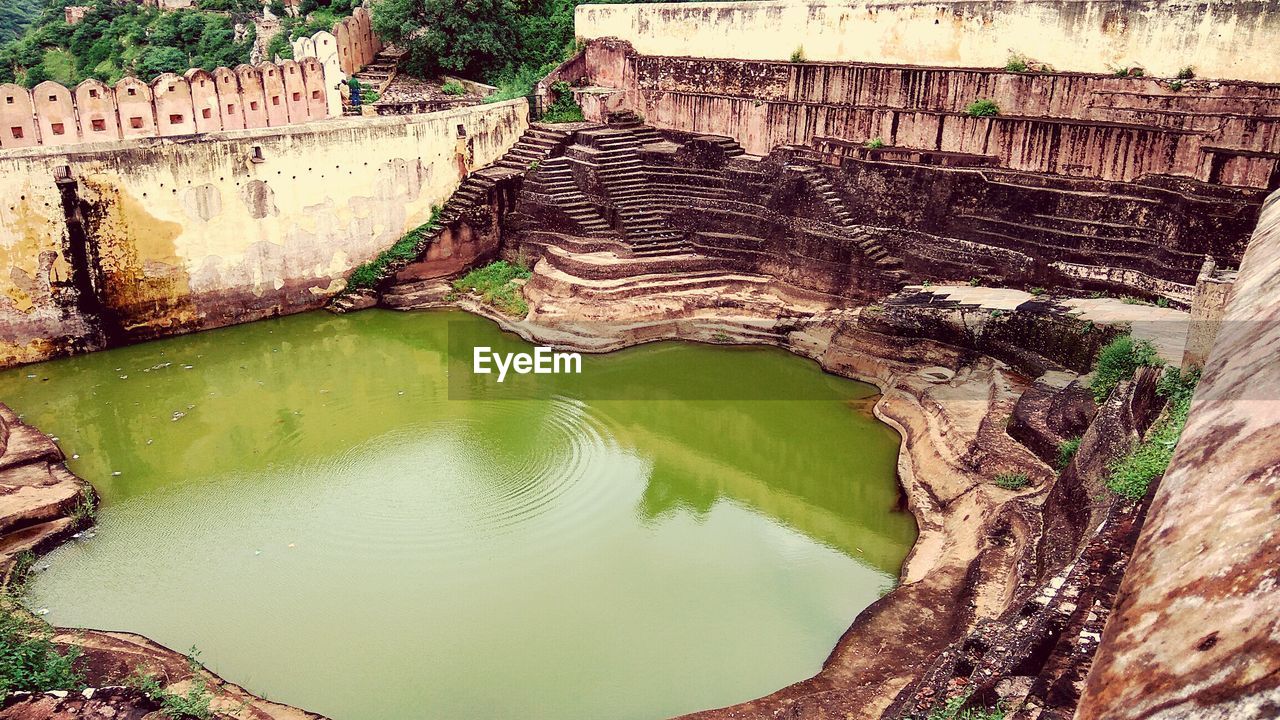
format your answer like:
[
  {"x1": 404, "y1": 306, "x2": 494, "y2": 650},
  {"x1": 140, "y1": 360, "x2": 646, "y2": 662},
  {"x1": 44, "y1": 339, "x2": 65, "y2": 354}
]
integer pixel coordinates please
[
  {"x1": 0, "y1": 0, "x2": 43, "y2": 45},
  {"x1": 0, "y1": 0, "x2": 261, "y2": 87}
]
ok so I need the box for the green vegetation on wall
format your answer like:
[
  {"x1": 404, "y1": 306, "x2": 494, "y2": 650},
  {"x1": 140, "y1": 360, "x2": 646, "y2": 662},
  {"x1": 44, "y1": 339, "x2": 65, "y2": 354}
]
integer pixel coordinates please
[
  {"x1": 346, "y1": 207, "x2": 443, "y2": 291},
  {"x1": 1106, "y1": 368, "x2": 1199, "y2": 501}
]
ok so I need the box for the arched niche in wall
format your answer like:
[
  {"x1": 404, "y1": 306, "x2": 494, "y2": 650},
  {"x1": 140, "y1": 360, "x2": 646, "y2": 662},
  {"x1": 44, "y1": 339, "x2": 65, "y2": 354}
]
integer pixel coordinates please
[
  {"x1": 152, "y1": 73, "x2": 197, "y2": 136},
  {"x1": 300, "y1": 57, "x2": 331, "y2": 119},
  {"x1": 115, "y1": 77, "x2": 156, "y2": 138},
  {"x1": 74, "y1": 78, "x2": 120, "y2": 142},
  {"x1": 32, "y1": 81, "x2": 78, "y2": 147},
  {"x1": 185, "y1": 68, "x2": 223, "y2": 133},
  {"x1": 235, "y1": 64, "x2": 269, "y2": 129},
  {"x1": 214, "y1": 67, "x2": 246, "y2": 131},
  {"x1": 0, "y1": 84, "x2": 37, "y2": 149},
  {"x1": 279, "y1": 59, "x2": 310, "y2": 123},
  {"x1": 258, "y1": 63, "x2": 290, "y2": 126}
]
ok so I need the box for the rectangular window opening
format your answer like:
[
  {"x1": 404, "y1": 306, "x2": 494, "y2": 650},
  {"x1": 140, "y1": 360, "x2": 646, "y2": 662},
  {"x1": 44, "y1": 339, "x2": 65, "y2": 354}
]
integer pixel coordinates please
[
  {"x1": 50, "y1": 123, "x2": 64, "y2": 135},
  {"x1": 89, "y1": 89, "x2": 99, "y2": 98},
  {"x1": 10, "y1": 127, "x2": 23, "y2": 139},
  {"x1": 311, "y1": 90, "x2": 321, "y2": 100},
  {"x1": 292, "y1": 91, "x2": 301, "y2": 101},
  {"x1": 129, "y1": 116, "x2": 144, "y2": 129},
  {"x1": 202, "y1": 108, "x2": 212, "y2": 119},
  {"x1": 169, "y1": 114, "x2": 184, "y2": 124},
  {"x1": 91, "y1": 119, "x2": 106, "y2": 132},
  {"x1": 250, "y1": 101, "x2": 259, "y2": 110},
  {"x1": 127, "y1": 88, "x2": 137, "y2": 96},
  {"x1": 272, "y1": 96, "x2": 281, "y2": 106}
]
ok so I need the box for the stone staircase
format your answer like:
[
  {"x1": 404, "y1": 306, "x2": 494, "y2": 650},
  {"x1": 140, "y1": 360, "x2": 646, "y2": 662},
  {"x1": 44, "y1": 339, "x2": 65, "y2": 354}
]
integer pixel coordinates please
[
  {"x1": 606, "y1": 111, "x2": 663, "y2": 145},
  {"x1": 353, "y1": 49, "x2": 400, "y2": 90},
  {"x1": 588, "y1": 129, "x2": 691, "y2": 257},
  {"x1": 794, "y1": 165, "x2": 907, "y2": 280},
  {"x1": 495, "y1": 124, "x2": 573, "y2": 172},
  {"x1": 527, "y1": 156, "x2": 614, "y2": 235}
]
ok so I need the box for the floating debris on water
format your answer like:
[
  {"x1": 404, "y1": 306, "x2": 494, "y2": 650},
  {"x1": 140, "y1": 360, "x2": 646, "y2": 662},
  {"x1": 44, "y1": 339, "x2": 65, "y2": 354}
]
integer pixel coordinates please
[
  {"x1": 172, "y1": 411, "x2": 185, "y2": 421},
  {"x1": 111, "y1": 471, "x2": 121, "y2": 476},
  {"x1": 119, "y1": 375, "x2": 128, "y2": 380},
  {"x1": 34, "y1": 608, "x2": 48, "y2": 616}
]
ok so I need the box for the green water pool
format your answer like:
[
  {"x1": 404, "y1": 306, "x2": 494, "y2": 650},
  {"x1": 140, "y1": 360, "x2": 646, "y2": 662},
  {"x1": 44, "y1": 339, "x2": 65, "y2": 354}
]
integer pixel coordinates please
[{"x1": 0, "y1": 309, "x2": 916, "y2": 720}]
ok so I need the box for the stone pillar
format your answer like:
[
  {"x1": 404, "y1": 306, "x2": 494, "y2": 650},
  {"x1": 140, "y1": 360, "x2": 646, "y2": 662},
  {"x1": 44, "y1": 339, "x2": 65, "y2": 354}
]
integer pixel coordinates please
[{"x1": 1181, "y1": 256, "x2": 1236, "y2": 369}]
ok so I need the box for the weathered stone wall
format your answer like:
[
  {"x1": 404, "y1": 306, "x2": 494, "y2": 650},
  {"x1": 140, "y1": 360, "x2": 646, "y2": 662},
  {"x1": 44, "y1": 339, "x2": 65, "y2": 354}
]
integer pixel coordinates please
[
  {"x1": 576, "y1": 0, "x2": 1280, "y2": 82},
  {"x1": 1077, "y1": 188, "x2": 1280, "y2": 719},
  {"x1": 0, "y1": 59, "x2": 337, "y2": 150},
  {"x1": 0, "y1": 100, "x2": 529, "y2": 367},
  {"x1": 571, "y1": 41, "x2": 1280, "y2": 189}
]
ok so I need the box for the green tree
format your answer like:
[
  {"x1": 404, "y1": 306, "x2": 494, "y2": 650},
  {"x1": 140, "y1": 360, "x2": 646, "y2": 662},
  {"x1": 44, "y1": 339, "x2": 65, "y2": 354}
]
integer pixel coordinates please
[
  {"x1": 372, "y1": 0, "x2": 519, "y2": 79},
  {"x1": 138, "y1": 45, "x2": 189, "y2": 79}
]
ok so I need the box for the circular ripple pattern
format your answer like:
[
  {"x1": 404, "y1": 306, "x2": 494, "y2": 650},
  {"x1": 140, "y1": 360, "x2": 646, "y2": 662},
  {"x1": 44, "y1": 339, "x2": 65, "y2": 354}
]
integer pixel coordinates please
[{"x1": 320, "y1": 396, "x2": 620, "y2": 562}]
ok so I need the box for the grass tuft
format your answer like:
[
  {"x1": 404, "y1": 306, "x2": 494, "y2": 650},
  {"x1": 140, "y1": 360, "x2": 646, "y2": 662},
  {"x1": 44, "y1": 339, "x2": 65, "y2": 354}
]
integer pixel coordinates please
[
  {"x1": 1089, "y1": 336, "x2": 1160, "y2": 402},
  {"x1": 1106, "y1": 367, "x2": 1199, "y2": 500},
  {"x1": 965, "y1": 99, "x2": 1000, "y2": 117},
  {"x1": 993, "y1": 472, "x2": 1031, "y2": 490},
  {"x1": 346, "y1": 207, "x2": 443, "y2": 292},
  {"x1": 452, "y1": 260, "x2": 532, "y2": 317},
  {"x1": 1057, "y1": 436, "x2": 1082, "y2": 470}
]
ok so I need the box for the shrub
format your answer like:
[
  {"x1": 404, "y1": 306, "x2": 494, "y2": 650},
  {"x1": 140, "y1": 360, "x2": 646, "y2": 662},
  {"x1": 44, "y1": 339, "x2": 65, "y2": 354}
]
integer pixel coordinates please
[
  {"x1": 1057, "y1": 437, "x2": 1081, "y2": 469},
  {"x1": 790, "y1": 46, "x2": 806, "y2": 63},
  {"x1": 128, "y1": 671, "x2": 214, "y2": 720},
  {"x1": 1089, "y1": 335, "x2": 1161, "y2": 402},
  {"x1": 1176, "y1": 66, "x2": 1195, "y2": 79},
  {"x1": 452, "y1": 260, "x2": 532, "y2": 317},
  {"x1": 994, "y1": 472, "x2": 1031, "y2": 490},
  {"x1": 1004, "y1": 54, "x2": 1029, "y2": 72},
  {"x1": 346, "y1": 207, "x2": 442, "y2": 291},
  {"x1": 865, "y1": 137, "x2": 886, "y2": 149},
  {"x1": 1170, "y1": 80, "x2": 1185, "y2": 92},
  {"x1": 968, "y1": 277, "x2": 982, "y2": 286},
  {"x1": 926, "y1": 692, "x2": 1006, "y2": 720},
  {"x1": 0, "y1": 604, "x2": 85, "y2": 703},
  {"x1": 965, "y1": 99, "x2": 1000, "y2": 117},
  {"x1": 541, "y1": 80, "x2": 584, "y2": 123},
  {"x1": 441, "y1": 80, "x2": 466, "y2": 96},
  {"x1": 1107, "y1": 367, "x2": 1199, "y2": 500},
  {"x1": 1029, "y1": 286, "x2": 1047, "y2": 296}
]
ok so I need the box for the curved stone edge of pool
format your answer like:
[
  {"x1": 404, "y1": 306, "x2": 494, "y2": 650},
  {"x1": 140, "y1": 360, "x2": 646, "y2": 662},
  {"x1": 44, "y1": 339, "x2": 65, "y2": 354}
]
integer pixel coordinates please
[
  {"x1": 0, "y1": 406, "x2": 329, "y2": 720},
  {"x1": 0, "y1": 282, "x2": 1126, "y2": 720}
]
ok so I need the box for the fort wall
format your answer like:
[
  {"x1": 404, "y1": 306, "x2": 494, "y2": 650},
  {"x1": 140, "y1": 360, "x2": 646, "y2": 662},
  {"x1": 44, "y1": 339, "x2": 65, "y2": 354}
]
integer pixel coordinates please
[
  {"x1": 0, "y1": 59, "x2": 336, "y2": 151},
  {"x1": 0, "y1": 100, "x2": 529, "y2": 368},
  {"x1": 563, "y1": 41, "x2": 1280, "y2": 190},
  {"x1": 576, "y1": 0, "x2": 1280, "y2": 82}
]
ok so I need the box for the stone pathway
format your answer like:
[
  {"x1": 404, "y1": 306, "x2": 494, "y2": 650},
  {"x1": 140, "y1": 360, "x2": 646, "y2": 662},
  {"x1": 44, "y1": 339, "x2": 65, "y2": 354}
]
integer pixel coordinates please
[{"x1": 894, "y1": 285, "x2": 1191, "y2": 361}]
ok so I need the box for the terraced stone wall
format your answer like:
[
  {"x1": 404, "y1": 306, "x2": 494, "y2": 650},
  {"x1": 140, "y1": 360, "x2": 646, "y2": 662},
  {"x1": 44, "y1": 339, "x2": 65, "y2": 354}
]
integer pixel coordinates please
[{"x1": 563, "y1": 40, "x2": 1280, "y2": 190}]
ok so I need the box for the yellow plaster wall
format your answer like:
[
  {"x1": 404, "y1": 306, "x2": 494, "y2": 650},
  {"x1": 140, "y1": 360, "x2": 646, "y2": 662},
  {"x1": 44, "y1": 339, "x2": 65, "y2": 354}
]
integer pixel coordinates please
[
  {"x1": 0, "y1": 99, "x2": 529, "y2": 367},
  {"x1": 575, "y1": 0, "x2": 1280, "y2": 82}
]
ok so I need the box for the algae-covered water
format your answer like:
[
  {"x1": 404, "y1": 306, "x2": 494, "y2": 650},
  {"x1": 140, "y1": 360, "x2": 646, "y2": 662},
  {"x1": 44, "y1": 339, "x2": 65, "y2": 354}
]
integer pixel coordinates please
[{"x1": 0, "y1": 309, "x2": 915, "y2": 720}]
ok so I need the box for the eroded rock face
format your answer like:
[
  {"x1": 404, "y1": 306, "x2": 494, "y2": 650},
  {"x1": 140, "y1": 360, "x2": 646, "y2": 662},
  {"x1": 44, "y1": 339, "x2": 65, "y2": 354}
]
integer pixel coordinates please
[{"x1": 1077, "y1": 191, "x2": 1280, "y2": 720}]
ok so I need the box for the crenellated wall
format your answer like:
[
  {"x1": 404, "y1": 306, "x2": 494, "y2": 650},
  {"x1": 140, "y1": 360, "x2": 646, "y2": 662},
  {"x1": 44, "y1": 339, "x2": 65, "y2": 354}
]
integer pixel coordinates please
[
  {"x1": 0, "y1": 59, "x2": 336, "y2": 151},
  {"x1": 566, "y1": 40, "x2": 1280, "y2": 189},
  {"x1": 0, "y1": 100, "x2": 529, "y2": 368},
  {"x1": 576, "y1": 0, "x2": 1280, "y2": 82},
  {"x1": 292, "y1": 5, "x2": 384, "y2": 94}
]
